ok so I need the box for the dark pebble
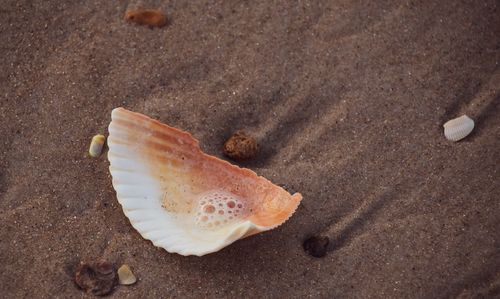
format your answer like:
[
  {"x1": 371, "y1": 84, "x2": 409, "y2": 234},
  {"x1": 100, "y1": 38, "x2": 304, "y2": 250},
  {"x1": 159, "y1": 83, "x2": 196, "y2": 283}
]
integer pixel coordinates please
[{"x1": 303, "y1": 236, "x2": 329, "y2": 258}]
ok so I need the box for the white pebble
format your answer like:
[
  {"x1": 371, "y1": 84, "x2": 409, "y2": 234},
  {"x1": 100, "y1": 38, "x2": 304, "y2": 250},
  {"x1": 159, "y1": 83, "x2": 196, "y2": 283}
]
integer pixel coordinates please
[{"x1": 443, "y1": 115, "x2": 474, "y2": 142}]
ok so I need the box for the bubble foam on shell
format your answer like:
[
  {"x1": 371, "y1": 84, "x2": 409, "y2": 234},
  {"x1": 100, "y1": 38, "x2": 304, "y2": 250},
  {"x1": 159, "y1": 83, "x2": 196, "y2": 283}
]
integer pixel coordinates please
[{"x1": 195, "y1": 190, "x2": 246, "y2": 229}]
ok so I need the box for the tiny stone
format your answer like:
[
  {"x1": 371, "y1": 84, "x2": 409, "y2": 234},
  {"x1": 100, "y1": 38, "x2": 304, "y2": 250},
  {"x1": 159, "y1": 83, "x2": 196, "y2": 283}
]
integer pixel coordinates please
[
  {"x1": 118, "y1": 264, "x2": 137, "y2": 285},
  {"x1": 89, "y1": 134, "x2": 106, "y2": 157},
  {"x1": 223, "y1": 130, "x2": 259, "y2": 160},
  {"x1": 124, "y1": 9, "x2": 167, "y2": 28},
  {"x1": 303, "y1": 236, "x2": 329, "y2": 258}
]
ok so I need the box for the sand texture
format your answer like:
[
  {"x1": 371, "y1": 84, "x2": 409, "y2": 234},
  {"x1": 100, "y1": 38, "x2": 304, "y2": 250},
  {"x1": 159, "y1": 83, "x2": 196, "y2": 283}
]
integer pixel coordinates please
[{"x1": 1, "y1": 1, "x2": 499, "y2": 298}]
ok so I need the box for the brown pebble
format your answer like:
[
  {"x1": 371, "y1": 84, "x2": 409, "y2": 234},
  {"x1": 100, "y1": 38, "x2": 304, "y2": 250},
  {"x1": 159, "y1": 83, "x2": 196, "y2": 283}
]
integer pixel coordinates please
[
  {"x1": 223, "y1": 130, "x2": 259, "y2": 160},
  {"x1": 74, "y1": 261, "x2": 117, "y2": 296},
  {"x1": 303, "y1": 236, "x2": 329, "y2": 258},
  {"x1": 124, "y1": 9, "x2": 167, "y2": 28}
]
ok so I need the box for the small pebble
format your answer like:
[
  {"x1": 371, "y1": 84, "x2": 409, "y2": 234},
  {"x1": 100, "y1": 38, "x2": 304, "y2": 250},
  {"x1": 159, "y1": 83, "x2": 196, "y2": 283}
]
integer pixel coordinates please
[
  {"x1": 117, "y1": 264, "x2": 137, "y2": 285},
  {"x1": 443, "y1": 115, "x2": 474, "y2": 142},
  {"x1": 89, "y1": 134, "x2": 106, "y2": 157},
  {"x1": 223, "y1": 130, "x2": 259, "y2": 160},
  {"x1": 74, "y1": 261, "x2": 116, "y2": 296},
  {"x1": 303, "y1": 236, "x2": 329, "y2": 258},
  {"x1": 124, "y1": 9, "x2": 167, "y2": 28}
]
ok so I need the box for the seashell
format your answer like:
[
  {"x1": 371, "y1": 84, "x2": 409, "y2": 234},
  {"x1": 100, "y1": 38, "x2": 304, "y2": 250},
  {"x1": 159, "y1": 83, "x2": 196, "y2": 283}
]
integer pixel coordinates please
[
  {"x1": 107, "y1": 108, "x2": 302, "y2": 256},
  {"x1": 117, "y1": 264, "x2": 136, "y2": 285},
  {"x1": 443, "y1": 115, "x2": 474, "y2": 142},
  {"x1": 74, "y1": 261, "x2": 116, "y2": 296},
  {"x1": 89, "y1": 134, "x2": 106, "y2": 157}
]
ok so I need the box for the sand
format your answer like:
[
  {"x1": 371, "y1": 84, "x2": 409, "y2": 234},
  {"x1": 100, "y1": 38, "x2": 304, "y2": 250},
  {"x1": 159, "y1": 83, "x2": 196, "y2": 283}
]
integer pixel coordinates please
[{"x1": 1, "y1": 1, "x2": 499, "y2": 298}]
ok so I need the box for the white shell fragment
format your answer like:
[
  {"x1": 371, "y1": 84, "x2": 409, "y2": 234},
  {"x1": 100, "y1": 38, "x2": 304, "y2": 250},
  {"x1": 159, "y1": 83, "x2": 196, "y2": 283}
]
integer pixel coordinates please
[
  {"x1": 117, "y1": 264, "x2": 137, "y2": 285},
  {"x1": 443, "y1": 115, "x2": 474, "y2": 142},
  {"x1": 107, "y1": 108, "x2": 302, "y2": 256},
  {"x1": 89, "y1": 134, "x2": 106, "y2": 157}
]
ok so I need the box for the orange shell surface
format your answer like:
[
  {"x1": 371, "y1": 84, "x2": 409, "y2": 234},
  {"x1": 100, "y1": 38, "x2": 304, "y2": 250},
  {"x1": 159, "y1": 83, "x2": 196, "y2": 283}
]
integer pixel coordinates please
[{"x1": 107, "y1": 108, "x2": 302, "y2": 256}]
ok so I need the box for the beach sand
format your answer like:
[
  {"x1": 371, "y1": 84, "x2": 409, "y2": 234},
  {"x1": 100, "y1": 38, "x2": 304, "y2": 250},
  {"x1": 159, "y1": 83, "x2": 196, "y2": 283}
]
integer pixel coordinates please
[{"x1": 1, "y1": 1, "x2": 499, "y2": 298}]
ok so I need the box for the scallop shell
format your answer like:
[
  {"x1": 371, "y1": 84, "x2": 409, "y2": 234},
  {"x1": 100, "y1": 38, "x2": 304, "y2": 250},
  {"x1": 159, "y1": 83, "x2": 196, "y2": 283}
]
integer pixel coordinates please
[
  {"x1": 107, "y1": 108, "x2": 302, "y2": 256},
  {"x1": 443, "y1": 115, "x2": 475, "y2": 142}
]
